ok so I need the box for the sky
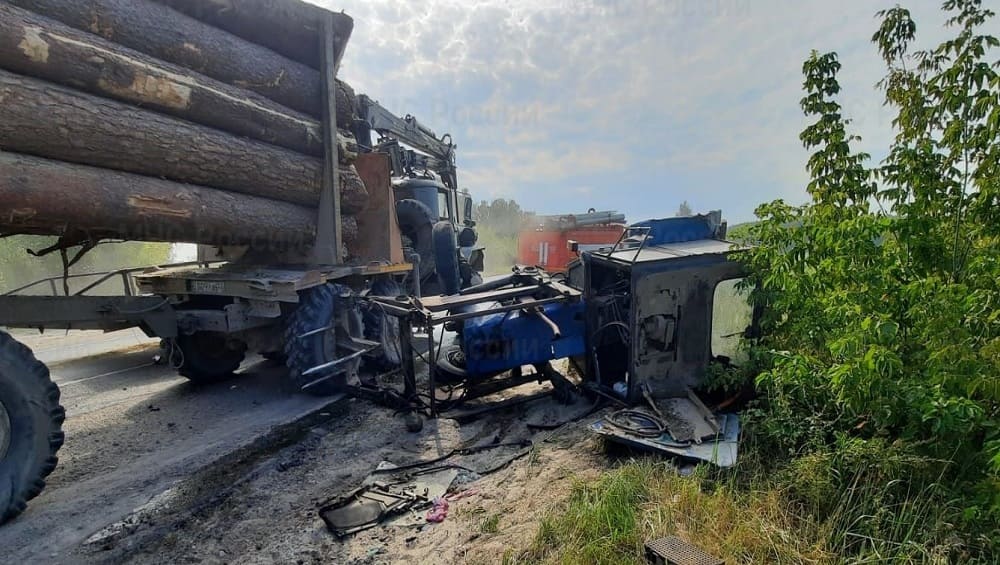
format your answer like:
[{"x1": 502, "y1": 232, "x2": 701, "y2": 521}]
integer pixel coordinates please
[{"x1": 316, "y1": 0, "x2": 953, "y2": 225}]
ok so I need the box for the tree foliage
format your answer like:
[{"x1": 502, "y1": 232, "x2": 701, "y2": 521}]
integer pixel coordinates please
[
  {"x1": 741, "y1": 0, "x2": 999, "y2": 551},
  {"x1": 473, "y1": 198, "x2": 532, "y2": 275},
  {"x1": 474, "y1": 198, "x2": 530, "y2": 237},
  {"x1": 0, "y1": 236, "x2": 171, "y2": 294}
]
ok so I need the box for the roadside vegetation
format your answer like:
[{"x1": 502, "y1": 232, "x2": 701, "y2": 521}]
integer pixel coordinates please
[
  {"x1": 0, "y1": 235, "x2": 171, "y2": 294},
  {"x1": 524, "y1": 1, "x2": 999, "y2": 562},
  {"x1": 474, "y1": 198, "x2": 532, "y2": 275}
]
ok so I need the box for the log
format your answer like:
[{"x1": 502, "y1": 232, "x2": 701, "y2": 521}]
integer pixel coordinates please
[
  {"x1": 0, "y1": 69, "x2": 368, "y2": 213},
  {"x1": 6, "y1": 0, "x2": 356, "y2": 122},
  {"x1": 339, "y1": 165, "x2": 369, "y2": 217},
  {"x1": 154, "y1": 0, "x2": 351, "y2": 70},
  {"x1": 0, "y1": 3, "x2": 323, "y2": 156},
  {"x1": 0, "y1": 151, "x2": 358, "y2": 248}
]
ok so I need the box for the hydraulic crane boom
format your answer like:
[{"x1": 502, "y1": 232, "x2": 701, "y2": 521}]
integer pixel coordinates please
[{"x1": 354, "y1": 94, "x2": 458, "y2": 190}]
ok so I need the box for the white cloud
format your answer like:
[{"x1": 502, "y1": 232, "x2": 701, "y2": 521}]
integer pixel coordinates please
[{"x1": 316, "y1": 0, "x2": 956, "y2": 222}]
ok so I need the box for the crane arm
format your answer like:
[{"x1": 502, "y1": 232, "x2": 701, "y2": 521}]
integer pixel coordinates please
[{"x1": 355, "y1": 95, "x2": 457, "y2": 189}]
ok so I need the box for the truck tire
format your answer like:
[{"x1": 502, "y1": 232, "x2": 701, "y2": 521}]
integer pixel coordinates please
[
  {"x1": 396, "y1": 199, "x2": 434, "y2": 249},
  {"x1": 284, "y1": 283, "x2": 363, "y2": 396},
  {"x1": 173, "y1": 332, "x2": 246, "y2": 384},
  {"x1": 433, "y1": 221, "x2": 461, "y2": 296},
  {"x1": 363, "y1": 278, "x2": 403, "y2": 371},
  {"x1": 396, "y1": 199, "x2": 436, "y2": 282},
  {"x1": 0, "y1": 331, "x2": 65, "y2": 524}
]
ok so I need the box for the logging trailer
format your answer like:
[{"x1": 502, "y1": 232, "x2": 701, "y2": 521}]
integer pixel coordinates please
[{"x1": 0, "y1": 0, "x2": 482, "y2": 524}]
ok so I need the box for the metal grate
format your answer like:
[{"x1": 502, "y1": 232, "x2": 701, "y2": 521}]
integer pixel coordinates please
[{"x1": 645, "y1": 536, "x2": 724, "y2": 565}]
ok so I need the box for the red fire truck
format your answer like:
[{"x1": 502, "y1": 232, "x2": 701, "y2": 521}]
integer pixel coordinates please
[{"x1": 517, "y1": 210, "x2": 626, "y2": 274}]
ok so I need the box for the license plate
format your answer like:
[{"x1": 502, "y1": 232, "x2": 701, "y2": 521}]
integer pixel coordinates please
[{"x1": 190, "y1": 280, "x2": 225, "y2": 294}]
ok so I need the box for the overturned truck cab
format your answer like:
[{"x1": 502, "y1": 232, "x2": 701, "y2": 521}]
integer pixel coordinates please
[
  {"x1": 380, "y1": 211, "x2": 751, "y2": 467},
  {"x1": 578, "y1": 211, "x2": 746, "y2": 403}
]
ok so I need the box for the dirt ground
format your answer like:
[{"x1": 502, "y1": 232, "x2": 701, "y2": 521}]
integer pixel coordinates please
[
  {"x1": 1, "y1": 332, "x2": 615, "y2": 564},
  {"x1": 80, "y1": 389, "x2": 609, "y2": 564}
]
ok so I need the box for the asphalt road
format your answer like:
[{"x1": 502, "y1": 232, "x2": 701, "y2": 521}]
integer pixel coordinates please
[{"x1": 0, "y1": 330, "x2": 344, "y2": 563}]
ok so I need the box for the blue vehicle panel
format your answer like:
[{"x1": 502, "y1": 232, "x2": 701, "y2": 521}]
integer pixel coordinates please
[{"x1": 462, "y1": 301, "x2": 585, "y2": 375}]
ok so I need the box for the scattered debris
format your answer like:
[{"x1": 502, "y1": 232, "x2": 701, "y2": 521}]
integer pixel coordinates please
[
  {"x1": 445, "y1": 488, "x2": 479, "y2": 502},
  {"x1": 591, "y1": 412, "x2": 740, "y2": 467},
  {"x1": 404, "y1": 413, "x2": 424, "y2": 433},
  {"x1": 318, "y1": 438, "x2": 530, "y2": 537},
  {"x1": 645, "y1": 535, "x2": 724, "y2": 565},
  {"x1": 590, "y1": 389, "x2": 740, "y2": 466},
  {"x1": 319, "y1": 484, "x2": 418, "y2": 537}
]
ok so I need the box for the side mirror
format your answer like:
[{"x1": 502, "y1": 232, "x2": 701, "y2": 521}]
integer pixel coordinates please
[{"x1": 463, "y1": 198, "x2": 474, "y2": 223}]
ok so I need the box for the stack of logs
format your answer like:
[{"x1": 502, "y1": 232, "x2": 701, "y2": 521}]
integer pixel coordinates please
[{"x1": 0, "y1": 0, "x2": 365, "y2": 252}]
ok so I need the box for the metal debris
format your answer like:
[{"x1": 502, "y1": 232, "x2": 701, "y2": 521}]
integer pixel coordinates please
[{"x1": 645, "y1": 536, "x2": 724, "y2": 565}]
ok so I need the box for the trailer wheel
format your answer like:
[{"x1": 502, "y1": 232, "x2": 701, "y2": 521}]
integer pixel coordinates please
[
  {"x1": 363, "y1": 278, "x2": 403, "y2": 371},
  {"x1": 0, "y1": 331, "x2": 65, "y2": 524},
  {"x1": 433, "y1": 221, "x2": 461, "y2": 295},
  {"x1": 174, "y1": 332, "x2": 246, "y2": 383},
  {"x1": 285, "y1": 284, "x2": 363, "y2": 396}
]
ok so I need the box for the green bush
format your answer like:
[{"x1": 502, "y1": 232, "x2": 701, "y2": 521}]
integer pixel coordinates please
[{"x1": 740, "y1": 0, "x2": 1000, "y2": 555}]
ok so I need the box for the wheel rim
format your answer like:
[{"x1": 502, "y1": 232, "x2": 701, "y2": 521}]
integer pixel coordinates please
[
  {"x1": 0, "y1": 398, "x2": 10, "y2": 460},
  {"x1": 447, "y1": 349, "x2": 466, "y2": 368}
]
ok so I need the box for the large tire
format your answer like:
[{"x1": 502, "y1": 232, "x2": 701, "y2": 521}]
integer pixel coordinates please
[
  {"x1": 396, "y1": 199, "x2": 436, "y2": 283},
  {"x1": 363, "y1": 277, "x2": 403, "y2": 371},
  {"x1": 0, "y1": 331, "x2": 64, "y2": 524},
  {"x1": 173, "y1": 332, "x2": 246, "y2": 384},
  {"x1": 433, "y1": 221, "x2": 461, "y2": 296},
  {"x1": 284, "y1": 283, "x2": 363, "y2": 396}
]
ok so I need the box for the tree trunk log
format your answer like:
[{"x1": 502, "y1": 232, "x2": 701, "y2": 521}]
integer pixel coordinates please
[
  {"x1": 0, "y1": 151, "x2": 358, "y2": 248},
  {"x1": 153, "y1": 0, "x2": 349, "y2": 70},
  {"x1": 0, "y1": 3, "x2": 324, "y2": 156},
  {"x1": 0, "y1": 69, "x2": 367, "y2": 213},
  {"x1": 5, "y1": 0, "x2": 355, "y2": 121}
]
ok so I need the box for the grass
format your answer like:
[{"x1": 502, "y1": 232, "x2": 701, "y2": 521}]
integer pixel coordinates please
[
  {"x1": 516, "y1": 441, "x2": 987, "y2": 564},
  {"x1": 481, "y1": 512, "x2": 502, "y2": 534}
]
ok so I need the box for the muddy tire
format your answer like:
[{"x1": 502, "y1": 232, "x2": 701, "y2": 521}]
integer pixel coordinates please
[
  {"x1": 363, "y1": 278, "x2": 404, "y2": 371},
  {"x1": 433, "y1": 221, "x2": 461, "y2": 296},
  {"x1": 284, "y1": 283, "x2": 363, "y2": 396},
  {"x1": 396, "y1": 199, "x2": 436, "y2": 283},
  {"x1": 173, "y1": 332, "x2": 246, "y2": 383},
  {"x1": 0, "y1": 330, "x2": 65, "y2": 524}
]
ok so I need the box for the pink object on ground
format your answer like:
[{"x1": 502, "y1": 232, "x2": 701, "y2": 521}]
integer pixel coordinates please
[
  {"x1": 425, "y1": 496, "x2": 450, "y2": 523},
  {"x1": 445, "y1": 488, "x2": 479, "y2": 502}
]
